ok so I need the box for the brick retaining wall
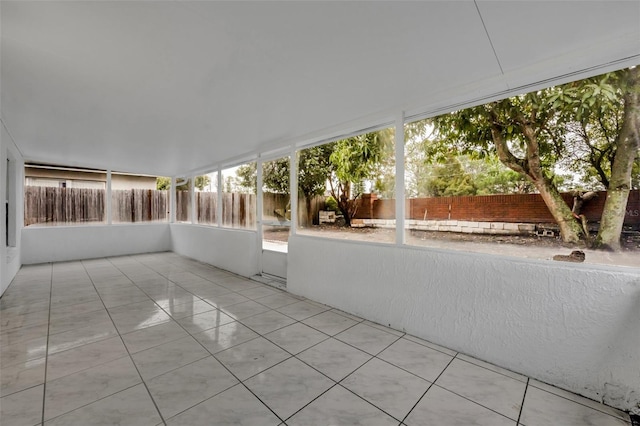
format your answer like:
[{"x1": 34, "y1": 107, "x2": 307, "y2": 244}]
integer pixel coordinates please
[{"x1": 352, "y1": 190, "x2": 640, "y2": 228}]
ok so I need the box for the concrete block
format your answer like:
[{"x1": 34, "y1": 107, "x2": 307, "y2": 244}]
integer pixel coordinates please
[
  {"x1": 460, "y1": 221, "x2": 479, "y2": 228},
  {"x1": 490, "y1": 222, "x2": 504, "y2": 230},
  {"x1": 319, "y1": 210, "x2": 336, "y2": 224},
  {"x1": 351, "y1": 219, "x2": 365, "y2": 228}
]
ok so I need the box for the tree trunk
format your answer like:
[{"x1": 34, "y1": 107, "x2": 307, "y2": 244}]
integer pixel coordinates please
[
  {"x1": 338, "y1": 188, "x2": 352, "y2": 227},
  {"x1": 490, "y1": 116, "x2": 583, "y2": 243},
  {"x1": 329, "y1": 178, "x2": 353, "y2": 227},
  {"x1": 594, "y1": 67, "x2": 640, "y2": 250},
  {"x1": 305, "y1": 196, "x2": 312, "y2": 226},
  {"x1": 534, "y1": 179, "x2": 583, "y2": 243}
]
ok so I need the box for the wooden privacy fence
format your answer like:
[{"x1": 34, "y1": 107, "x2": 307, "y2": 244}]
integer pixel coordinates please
[
  {"x1": 177, "y1": 191, "x2": 325, "y2": 227},
  {"x1": 195, "y1": 192, "x2": 217, "y2": 225},
  {"x1": 177, "y1": 191, "x2": 257, "y2": 228},
  {"x1": 298, "y1": 195, "x2": 325, "y2": 227},
  {"x1": 25, "y1": 186, "x2": 106, "y2": 225},
  {"x1": 222, "y1": 193, "x2": 256, "y2": 228},
  {"x1": 25, "y1": 187, "x2": 169, "y2": 225},
  {"x1": 112, "y1": 189, "x2": 168, "y2": 223},
  {"x1": 177, "y1": 191, "x2": 256, "y2": 227}
]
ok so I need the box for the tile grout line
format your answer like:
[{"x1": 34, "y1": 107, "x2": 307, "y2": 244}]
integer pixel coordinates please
[
  {"x1": 177, "y1": 280, "x2": 362, "y2": 423},
  {"x1": 401, "y1": 352, "x2": 538, "y2": 423},
  {"x1": 278, "y1": 331, "x2": 408, "y2": 423},
  {"x1": 399, "y1": 351, "x2": 458, "y2": 425},
  {"x1": 88, "y1": 258, "x2": 168, "y2": 426},
  {"x1": 108, "y1": 256, "x2": 289, "y2": 425},
  {"x1": 40, "y1": 262, "x2": 54, "y2": 425},
  {"x1": 281, "y1": 382, "x2": 340, "y2": 424},
  {"x1": 517, "y1": 378, "x2": 530, "y2": 425},
  {"x1": 160, "y1": 318, "x2": 289, "y2": 424},
  {"x1": 525, "y1": 381, "x2": 632, "y2": 423}
]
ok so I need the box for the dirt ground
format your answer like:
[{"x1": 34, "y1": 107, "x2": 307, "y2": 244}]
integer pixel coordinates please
[{"x1": 265, "y1": 225, "x2": 640, "y2": 268}]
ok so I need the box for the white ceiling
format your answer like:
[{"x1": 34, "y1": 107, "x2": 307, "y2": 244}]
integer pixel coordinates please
[{"x1": 2, "y1": 1, "x2": 639, "y2": 176}]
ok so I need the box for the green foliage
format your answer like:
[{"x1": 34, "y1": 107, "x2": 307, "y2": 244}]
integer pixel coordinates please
[
  {"x1": 324, "y1": 196, "x2": 338, "y2": 211},
  {"x1": 420, "y1": 69, "x2": 635, "y2": 193},
  {"x1": 466, "y1": 156, "x2": 533, "y2": 195},
  {"x1": 224, "y1": 176, "x2": 234, "y2": 193},
  {"x1": 326, "y1": 128, "x2": 394, "y2": 225},
  {"x1": 407, "y1": 66, "x2": 639, "y2": 245},
  {"x1": 263, "y1": 158, "x2": 290, "y2": 194},
  {"x1": 329, "y1": 129, "x2": 393, "y2": 186},
  {"x1": 156, "y1": 177, "x2": 170, "y2": 190},
  {"x1": 424, "y1": 156, "x2": 476, "y2": 197},
  {"x1": 235, "y1": 163, "x2": 258, "y2": 194},
  {"x1": 156, "y1": 175, "x2": 210, "y2": 191},
  {"x1": 298, "y1": 144, "x2": 335, "y2": 199},
  {"x1": 193, "y1": 175, "x2": 210, "y2": 191}
]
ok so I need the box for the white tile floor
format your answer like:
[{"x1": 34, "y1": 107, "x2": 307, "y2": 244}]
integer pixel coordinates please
[{"x1": 0, "y1": 252, "x2": 633, "y2": 425}]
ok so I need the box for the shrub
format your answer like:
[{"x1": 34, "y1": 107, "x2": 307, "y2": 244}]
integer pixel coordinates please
[{"x1": 325, "y1": 196, "x2": 339, "y2": 212}]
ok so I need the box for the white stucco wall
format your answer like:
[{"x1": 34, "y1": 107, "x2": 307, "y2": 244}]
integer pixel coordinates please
[
  {"x1": 287, "y1": 234, "x2": 640, "y2": 414},
  {"x1": 170, "y1": 224, "x2": 259, "y2": 278},
  {"x1": 1, "y1": 124, "x2": 24, "y2": 295},
  {"x1": 21, "y1": 223, "x2": 171, "y2": 264},
  {"x1": 262, "y1": 248, "x2": 287, "y2": 279}
]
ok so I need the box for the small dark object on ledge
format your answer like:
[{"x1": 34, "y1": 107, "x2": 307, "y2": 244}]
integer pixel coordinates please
[{"x1": 552, "y1": 250, "x2": 586, "y2": 262}]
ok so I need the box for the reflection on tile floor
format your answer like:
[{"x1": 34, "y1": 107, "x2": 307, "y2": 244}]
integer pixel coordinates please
[{"x1": 0, "y1": 252, "x2": 632, "y2": 425}]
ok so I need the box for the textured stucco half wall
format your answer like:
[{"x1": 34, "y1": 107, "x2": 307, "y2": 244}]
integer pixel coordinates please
[
  {"x1": 287, "y1": 235, "x2": 640, "y2": 414},
  {"x1": 21, "y1": 224, "x2": 171, "y2": 264},
  {"x1": 170, "y1": 224, "x2": 259, "y2": 278}
]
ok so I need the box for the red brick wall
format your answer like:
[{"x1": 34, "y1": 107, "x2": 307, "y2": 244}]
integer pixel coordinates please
[{"x1": 352, "y1": 190, "x2": 640, "y2": 226}]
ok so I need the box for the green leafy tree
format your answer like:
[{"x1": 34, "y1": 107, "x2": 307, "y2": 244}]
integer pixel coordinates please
[
  {"x1": 156, "y1": 176, "x2": 210, "y2": 191},
  {"x1": 234, "y1": 151, "x2": 333, "y2": 224},
  {"x1": 224, "y1": 176, "x2": 233, "y2": 193},
  {"x1": 551, "y1": 67, "x2": 640, "y2": 249},
  {"x1": 236, "y1": 160, "x2": 290, "y2": 194},
  {"x1": 297, "y1": 144, "x2": 335, "y2": 224},
  {"x1": 466, "y1": 156, "x2": 534, "y2": 195},
  {"x1": 156, "y1": 177, "x2": 170, "y2": 190},
  {"x1": 425, "y1": 156, "x2": 477, "y2": 197},
  {"x1": 431, "y1": 94, "x2": 585, "y2": 243},
  {"x1": 426, "y1": 67, "x2": 639, "y2": 246},
  {"x1": 328, "y1": 128, "x2": 393, "y2": 226},
  {"x1": 225, "y1": 163, "x2": 257, "y2": 194},
  {"x1": 235, "y1": 163, "x2": 258, "y2": 193},
  {"x1": 234, "y1": 134, "x2": 393, "y2": 227}
]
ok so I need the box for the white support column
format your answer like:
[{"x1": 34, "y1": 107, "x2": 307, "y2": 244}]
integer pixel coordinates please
[
  {"x1": 395, "y1": 111, "x2": 406, "y2": 245},
  {"x1": 190, "y1": 175, "x2": 196, "y2": 224},
  {"x1": 216, "y1": 170, "x2": 222, "y2": 227},
  {"x1": 256, "y1": 159, "x2": 264, "y2": 272},
  {"x1": 289, "y1": 149, "x2": 297, "y2": 236},
  {"x1": 170, "y1": 177, "x2": 176, "y2": 223},
  {"x1": 106, "y1": 170, "x2": 112, "y2": 225}
]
